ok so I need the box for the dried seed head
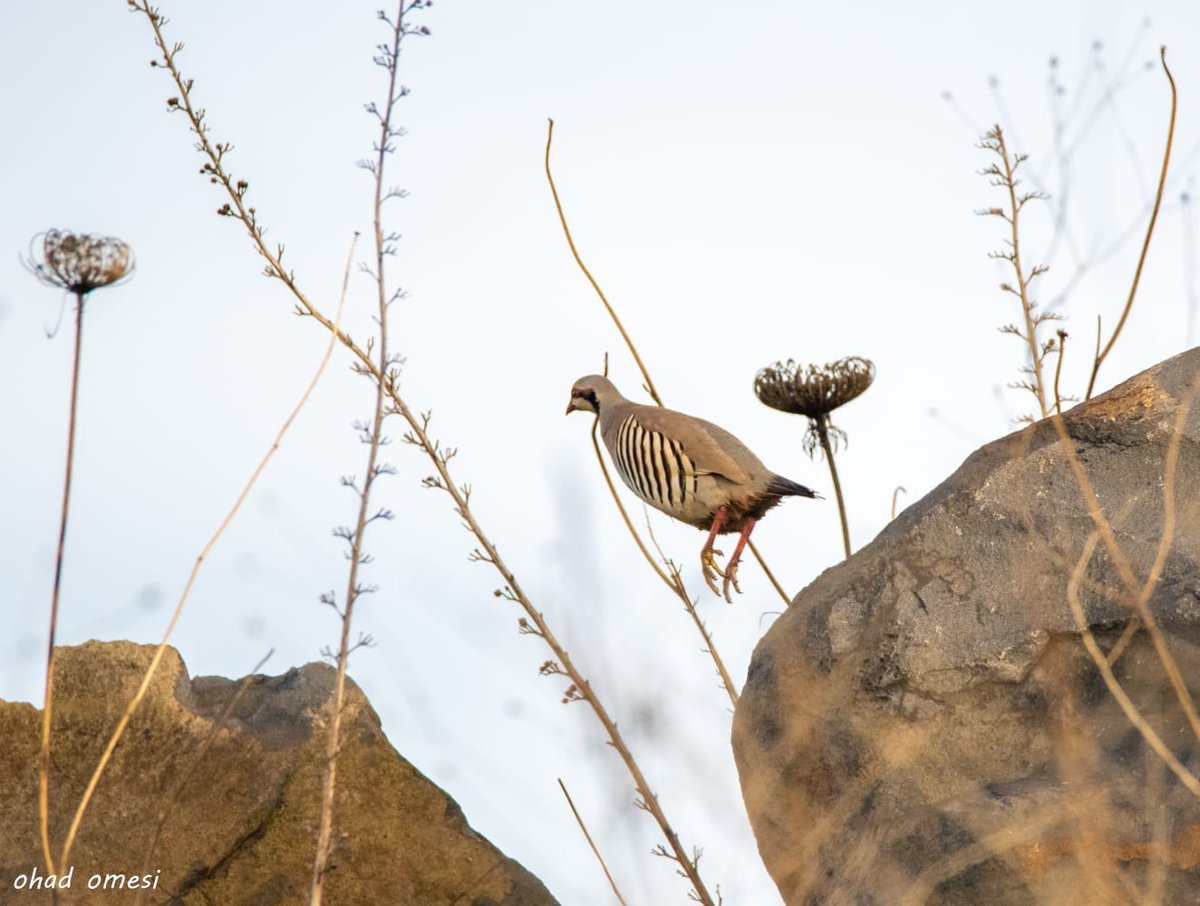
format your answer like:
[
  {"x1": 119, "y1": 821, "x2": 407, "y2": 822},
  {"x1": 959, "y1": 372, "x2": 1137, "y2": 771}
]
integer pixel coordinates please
[
  {"x1": 755, "y1": 356, "x2": 875, "y2": 458},
  {"x1": 754, "y1": 356, "x2": 875, "y2": 419},
  {"x1": 24, "y1": 230, "x2": 134, "y2": 296}
]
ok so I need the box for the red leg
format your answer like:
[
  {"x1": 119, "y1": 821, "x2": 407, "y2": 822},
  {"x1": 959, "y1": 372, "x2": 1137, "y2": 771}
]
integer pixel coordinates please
[
  {"x1": 721, "y1": 517, "x2": 756, "y2": 603},
  {"x1": 699, "y1": 505, "x2": 728, "y2": 596}
]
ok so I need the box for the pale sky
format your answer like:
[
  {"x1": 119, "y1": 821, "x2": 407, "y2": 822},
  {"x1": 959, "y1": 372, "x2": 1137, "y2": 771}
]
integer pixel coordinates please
[{"x1": 2, "y1": 2, "x2": 1198, "y2": 902}]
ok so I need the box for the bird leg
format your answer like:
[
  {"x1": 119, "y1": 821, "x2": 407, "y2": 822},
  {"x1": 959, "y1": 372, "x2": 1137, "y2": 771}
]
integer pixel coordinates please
[
  {"x1": 721, "y1": 517, "x2": 757, "y2": 603},
  {"x1": 699, "y1": 505, "x2": 729, "y2": 596}
]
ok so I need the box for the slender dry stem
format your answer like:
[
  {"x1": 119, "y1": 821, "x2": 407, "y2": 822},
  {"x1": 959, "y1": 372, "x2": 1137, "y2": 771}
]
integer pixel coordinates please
[
  {"x1": 134, "y1": 8, "x2": 717, "y2": 901},
  {"x1": 815, "y1": 417, "x2": 851, "y2": 559},
  {"x1": 1065, "y1": 532, "x2": 1200, "y2": 798},
  {"x1": 56, "y1": 223, "x2": 356, "y2": 872},
  {"x1": 986, "y1": 125, "x2": 1052, "y2": 419},
  {"x1": 544, "y1": 119, "x2": 791, "y2": 608},
  {"x1": 133, "y1": 648, "x2": 275, "y2": 906},
  {"x1": 1085, "y1": 47, "x2": 1177, "y2": 400},
  {"x1": 1047, "y1": 400, "x2": 1200, "y2": 747},
  {"x1": 590, "y1": 419, "x2": 738, "y2": 704},
  {"x1": 558, "y1": 778, "x2": 629, "y2": 906},
  {"x1": 38, "y1": 292, "x2": 85, "y2": 875},
  {"x1": 310, "y1": 7, "x2": 409, "y2": 899}
]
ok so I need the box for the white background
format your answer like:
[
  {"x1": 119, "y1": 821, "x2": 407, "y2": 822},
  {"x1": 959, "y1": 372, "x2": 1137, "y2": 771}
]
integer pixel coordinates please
[{"x1": 2, "y1": 1, "x2": 1199, "y2": 902}]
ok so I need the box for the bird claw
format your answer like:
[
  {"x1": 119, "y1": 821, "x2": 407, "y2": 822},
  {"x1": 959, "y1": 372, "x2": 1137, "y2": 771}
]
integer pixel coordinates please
[
  {"x1": 721, "y1": 563, "x2": 742, "y2": 603},
  {"x1": 702, "y1": 548, "x2": 742, "y2": 602},
  {"x1": 701, "y1": 548, "x2": 726, "y2": 596}
]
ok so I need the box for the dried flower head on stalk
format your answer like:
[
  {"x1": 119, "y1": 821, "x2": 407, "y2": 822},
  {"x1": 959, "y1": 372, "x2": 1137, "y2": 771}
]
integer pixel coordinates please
[
  {"x1": 755, "y1": 356, "x2": 875, "y2": 561},
  {"x1": 23, "y1": 227, "x2": 133, "y2": 877},
  {"x1": 754, "y1": 356, "x2": 875, "y2": 455},
  {"x1": 24, "y1": 230, "x2": 134, "y2": 296}
]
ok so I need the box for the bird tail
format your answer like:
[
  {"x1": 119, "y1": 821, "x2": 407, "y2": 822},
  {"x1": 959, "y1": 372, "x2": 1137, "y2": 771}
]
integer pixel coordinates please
[{"x1": 768, "y1": 475, "x2": 821, "y2": 499}]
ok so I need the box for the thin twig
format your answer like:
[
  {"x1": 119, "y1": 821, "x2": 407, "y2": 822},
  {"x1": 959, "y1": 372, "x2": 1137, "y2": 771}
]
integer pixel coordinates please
[
  {"x1": 1052, "y1": 330, "x2": 1068, "y2": 415},
  {"x1": 544, "y1": 119, "x2": 661, "y2": 407},
  {"x1": 1048, "y1": 391, "x2": 1200, "y2": 746},
  {"x1": 134, "y1": 10, "x2": 717, "y2": 901},
  {"x1": 1086, "y1": 47, "x2": 1177, "y2": 399},
  {"x1": 991, "y1": 125, "x2": 1051, "y2": 419},
  {"x1": 544, "y1": 118, "x2": 792, "y2": 609},
  {"x1": 590, "y1": 421, "x2": 738, "y2": 704},
  {"x1": 890, "y1": 486, "x2": 907, "y2": 522},
  {"x1": 56, "y1": 223, "x2": 357, "y2": 873},
  {"x1": 310, "y1": 6, "x2": 408, "y2": 898},
  {"x1": 558, "y1": 778, "x2": 629, "y2": 906},
  {"x1": 1065, "y1": 532, "x2": 1200, "y2": 798},
  {"x1": 133, "y1": 648, "x2": 275, "y2": 906},
  {"x1": 39, "y1": 292, "x2": 85, "y2": 875},
  {"x1": 815, "y1": 417, "x2": 852, "y2": 559}
]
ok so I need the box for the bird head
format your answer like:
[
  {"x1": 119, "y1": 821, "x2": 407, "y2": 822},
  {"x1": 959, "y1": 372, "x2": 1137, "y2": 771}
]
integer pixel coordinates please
[{"x1": 565, "y1": 374, "x2": 620, "y2": 416}]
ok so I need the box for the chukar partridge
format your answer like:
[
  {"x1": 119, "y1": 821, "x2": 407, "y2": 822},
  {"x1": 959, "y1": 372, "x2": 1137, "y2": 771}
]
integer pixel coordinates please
[{"x1": 566, "y1": 375, "x2": 817, "y2": 601}]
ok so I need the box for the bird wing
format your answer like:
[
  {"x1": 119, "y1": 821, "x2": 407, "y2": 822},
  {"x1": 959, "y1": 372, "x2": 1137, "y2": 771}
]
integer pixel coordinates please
[{"x1": 629, "y1": 404, "x2": 754, "y2": 485}]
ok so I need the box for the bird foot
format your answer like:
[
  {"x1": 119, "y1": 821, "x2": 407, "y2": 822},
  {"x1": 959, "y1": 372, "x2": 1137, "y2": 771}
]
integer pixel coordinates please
[
  {"x1": 721, "y1": 562, "x2": 742, "y2": 603},
  {"x1": 701, "y1": 548, "x2": 727, "y2": 596}
]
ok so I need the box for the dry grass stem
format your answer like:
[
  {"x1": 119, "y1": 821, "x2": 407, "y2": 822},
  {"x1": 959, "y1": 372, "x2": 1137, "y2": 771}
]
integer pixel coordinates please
[
  {"x1": 890, "y1": 486, "x2": 906, "y2": 521},
  {"x1": 979, "y1": 125, "x2": 1053, "y2": 420},
  {"x1": 133, "y1": 648, "x2": 275, "y2": 906},
  {"x1": 55, "y1": 223, "x2": 357, "y2": 872},
  {"x1": 544, "y1": 119, "x2": 792, "y2": 608},
  {"x1": 590, "y1": 420, "x2": 738, "y2": 704},
  {"x1": 543, "y1": 118, "x2": 662, "y2": 407},
  {"x1": 135, "y1": 9, "x2": 718, "y2": 901},
  {"x1": 1066, "y1": 532, "x2": 1200, "y2": 799},
  {"x1": 24, "y1": 229, "x2": 135, "y2": 876},
  {"x1": 38, "y1": 294, "x2": 83, "y2": 876},
  {"x1": 310, "y1": 5, "x2": 412, "y2": 898},
  {"x1": 557, "y1": 778, "x2": 629, "y2": 906},
  {"x1": 1085, "y1": 47, "x2": 1177, "y2": 400},
  {"x1": 1048, "y1": 393, "x2": 1200, "y2": 746}
]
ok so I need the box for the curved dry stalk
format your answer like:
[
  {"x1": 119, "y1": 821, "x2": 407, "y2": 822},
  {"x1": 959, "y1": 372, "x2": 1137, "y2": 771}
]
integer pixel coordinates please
[
  {"x1": 133, "y1": 648, "x2": 275, "y2": 906},
  {"x1": 134, "y1": 9, "x2": 717, "y2": 901},
  {"x1": 590, "y1": 422, "x2": 738, "y2": 704},
  {"x1": 558, "y1": 778, "x2": 629, "y2": 906},
  {"x1": 1048, "y1": 398, "x2": 1200, "y2": 747},
  {"x1": 1085, "y1": 47, "x2": 1177, "y2": 400},
  {"x1": 543, "y1": 119, "x2": 661, "y2": 407},
  {"x1": 890, "y1": 486, "x2": 906, "y2": 521},
  {"x1": 38, "y1": 292, "x2": 85, "y2": 876},
  {"x1": 56, "y1": 229, "x2": 357, "y2": 872},
  {"x1": 1065, "y1": 532, "x2": 1200, "y2": 798},
  {"x1": 544, "y1": 119, "x2": 792, "y2": 609}
]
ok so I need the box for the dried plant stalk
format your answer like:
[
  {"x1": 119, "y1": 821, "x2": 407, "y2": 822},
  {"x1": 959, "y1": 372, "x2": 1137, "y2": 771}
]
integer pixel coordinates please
[
  {"x1": 558, "y1": 778, "x2": 629, "y2": 906},
  {"x1": 979, "y1": 125, "x2": 1055, "y2": 421},
  {"x1": 1085, "y1": 47, "x2": 1177, "y2": 400},
  {"x1": 22, "y1": 229, "x2": 134, "y2": 875},
  {"x1": 55, "y1": 224, "x2": 355, "y2": 873},
  {"x1": 544, "y1": 118, "x2": 791, "y2": 611},
  {"x1": 755, "y1": 357, "x2": 875, "y2": 560},
  {"x1": 310, "y1": 4, "x2": 412, "y2": 900},
  {"x1": 134, "y1": 7, "x2": 718, "y2": 901}
]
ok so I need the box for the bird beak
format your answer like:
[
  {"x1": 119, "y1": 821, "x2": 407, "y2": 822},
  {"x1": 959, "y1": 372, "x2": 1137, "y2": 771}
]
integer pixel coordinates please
[{"x1": 564, "y1": 400, "x2": 574, "y2": 415}]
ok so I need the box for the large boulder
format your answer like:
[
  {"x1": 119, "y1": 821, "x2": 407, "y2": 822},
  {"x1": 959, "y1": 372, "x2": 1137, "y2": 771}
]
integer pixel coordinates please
[
  {"x1": 0, "y1": 641, "x2": 558, "y2": 905},
  {"x1": 733, "y1": 349, "x2": 1200, "y2": 905}
]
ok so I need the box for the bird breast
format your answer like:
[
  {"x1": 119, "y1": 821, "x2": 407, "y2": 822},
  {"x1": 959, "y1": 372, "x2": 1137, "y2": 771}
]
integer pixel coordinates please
[{"x1": 607, "y1": 414, "x2": 714, "y2": 525}]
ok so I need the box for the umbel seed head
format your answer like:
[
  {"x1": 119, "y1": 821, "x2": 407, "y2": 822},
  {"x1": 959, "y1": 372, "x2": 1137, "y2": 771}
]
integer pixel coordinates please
[
  {"x1": 754, "y1": 356, "x2": 876, "y2": 419},
  {"x1": 24, "y1": 230, "x2": 134, "y2": 296}
]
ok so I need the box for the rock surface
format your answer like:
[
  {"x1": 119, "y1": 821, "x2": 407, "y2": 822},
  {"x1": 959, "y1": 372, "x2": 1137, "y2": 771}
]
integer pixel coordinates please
[
  {"x1": 734, "y1": 349, "x2": 1200, "y2": 905},
  {"x1": 0, "y1": 641, "x2": 558, "y2": 905}
]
